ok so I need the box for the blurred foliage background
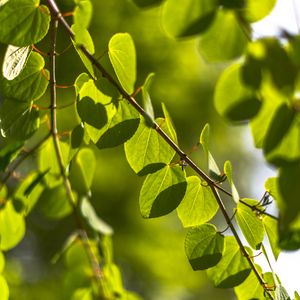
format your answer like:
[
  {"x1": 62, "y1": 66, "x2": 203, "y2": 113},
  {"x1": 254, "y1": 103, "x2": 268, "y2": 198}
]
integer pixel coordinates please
[{"x1": 0, "y1": 0, "x2": 272, "y2": 299}]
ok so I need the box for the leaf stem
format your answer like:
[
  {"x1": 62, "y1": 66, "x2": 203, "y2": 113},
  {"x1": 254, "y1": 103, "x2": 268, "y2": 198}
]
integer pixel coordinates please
[{"x1": 48, "y1": 12, "x2": 107, "y2": 299}]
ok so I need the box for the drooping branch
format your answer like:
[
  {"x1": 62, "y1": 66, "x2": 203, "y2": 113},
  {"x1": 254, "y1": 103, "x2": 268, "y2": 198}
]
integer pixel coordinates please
[{"x1": 45, "y1": 1, "x2": 275, "y2": 297}]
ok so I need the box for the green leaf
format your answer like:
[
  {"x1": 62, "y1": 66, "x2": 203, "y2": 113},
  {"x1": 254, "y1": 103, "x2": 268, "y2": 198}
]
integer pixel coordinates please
[
  {"x1": 207, "y1": 236, "x2": 252, "y2": 288},
  {"x1": 161, "y1": 103, "x2": 177, "y2": 144},
  {"x1": 177, "y1": 176, "x2": 218, "y2": 227},
  {"x1": 78, "y1": 79, "x2": 116, "y2": 143},
  {"x1": 0, "y1": 141, "x2": 23, "y2": 171},
  {"x1": 234, "y1": 265, "x2": 265, "y2": 300},
  {"x1": 72, "y1": 288, "x2": 93, "y2": 300},
  {"x1": 139, "y1": 165, "x2": 187, "y2": 218},
  {"x1": 96, "y1": 100, "x2": 140, "y2": 149},
  {"x1": 263, "y1": 216, "x2": 281, "y2": 260},
  {"x1": 131, "y1": 0, "x2": 164, "y2": 8},
  {"x1": 224, "y1": 161, "x2": 240, "y2": 203},
  {"x1": 36, "y1": 185, "x2": 73, "y2": 219},
  {"x1": 74, "y1": 73, "x2": 90, "y2": 96},
  {"x1": 275, "y1": 285, "x2": 291, "y2": 300},
  {"x1": 236, "y1": 198, "x2": 265, "y2": 250},
  {"x1": 13, "y1": 171, "x2": 46, "y2": 215},
  {"x1": 184, "y1": 223, "x2": 224, "y2": 270},
  {"x1": 241, "y1": 0, "x2": 277, "y2": 23},
  {"x1": 162, "y1": 0, "x2": 218, "y2": 38},
  {"x1": 198, "y1": 10, "x2": 248, "y2": 62},
  {"x1": 219, "y1": 0, "x2": 245, "y2": 9},
  {"x1": 0, "y1": 275, "x2": 9, "y2": 300},
  {"x1": 80, "y1": 197, "x2": 113, "y2": 235},
  {"x1": 108, "y1": 33, "x2": 136, "y2": 95},
  {"x1": 295, "y1": 291, "x2": 300, "y2": 300},
  {"x1": 214, "y1": 63, "x2": 261, "y2": 122},
  {"x1": 125, "y1": 117, "x2": 176, "y2": 175},
  {"x1": 2, "y1": 45, "x2": 31, "y2": 80},
  {"x1": 0, "y1": 0, "x2": 50, "y2": 47},
  {"x1": 141, "y1": 73, "x2": 155, "y2": 122},
  {"x1": 0, "y1": 200, "x2": 25, "y2": 250},
  {"x1": 73, "y1": 0, "x2": 92, "y2": 28},
  {"x1": 0, "y1": 99, "x2": 39, "y2": 141},
  {"x1": 0, "y1": 251, "x2": 4, "y2": 272},
  {"x1": 0, "y1": 51, "x2": 49, "y2": 101}
]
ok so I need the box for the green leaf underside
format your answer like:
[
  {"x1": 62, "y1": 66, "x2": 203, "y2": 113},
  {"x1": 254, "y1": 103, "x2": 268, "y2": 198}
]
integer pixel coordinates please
[
  {"x1": 224, "y1": 160, "x2": 240, "y2": 203},
  {"x1": 207, "y1": 236, "x2": 252, "y2": 288},
  {"x1": 185, "y1": 224, "x2": 224, "y2": 270},
  {"x1": 161, "y1": 103, "x2": 177, "y2": 144},
  {"x1": 141, "y1": 73, "x2": 155, "y2": 121},
  {"x1": 80, "y1": 197, "x2": 113, "y2": 235},
  {"x1": 108, "y1": 33, "x2": 136, "y2": 94},
  {"x1": 0, "y1": 201, "x2": 25, "y2": 251},
  {"x1": 78, "y1": 79, "x2": 116, "y2": 143},
  {"x1": 0, "y1": 0, "x2": 50, "y2": 47},
  {"x1": 177, "y1": 176, "x2": 218, "y2": 227},
  {"x1": 125, "y1": 118, "x2": 176, "y2": 175},
  {"x1": 263, "y1": 216, "x2": 280, "y2": 260},
  {"x1": 162, "y1": 0, "x2": 218, "y2": 38},
  {"x1": 0, "y1": 51, "x2": 49, "y2": 101},
  {"x1": 214, "y1": 63, "x2": 261, "y2": 122},
  {"x1": 275, "y1": 285, "x2": 291, "y2": 300},
  {"x1": 36, "y1": 185, "x2": 73, "y2": 219},
  {"x1": 96, "y1": 100, "x2": 140, "y2": 149},
  {"x1": 0, "y1": 99, "x2": 39, "y2": 141},
  {"x1": 198, "y1": 10, "x2": 248, "y2": 62},
  {"x1": 139, "y1": 165, "x2": 187, "y2": 218},
  {"x1": 236, "y1": 198, "x2": 264, "y2": 250}
]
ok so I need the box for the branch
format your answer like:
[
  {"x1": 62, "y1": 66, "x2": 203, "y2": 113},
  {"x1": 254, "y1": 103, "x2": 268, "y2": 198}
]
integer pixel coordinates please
[
  {"x1": 45, "y1": 1, "x2": 275, "y2": 297},
  {"x1": 48, "y1": 12, "x2": 107, "y2": 299}
]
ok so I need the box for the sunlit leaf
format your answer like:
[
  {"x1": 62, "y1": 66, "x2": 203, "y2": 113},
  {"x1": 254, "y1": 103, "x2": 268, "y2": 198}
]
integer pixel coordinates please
[
  {"x1": 224, "y1": 160, "x2": 240, "y2": 203},
  {"x1": 141, "y1": 73, "x2": 155, "y2": 122},
  {"x1": 236, "y1": 198, "x2": 265, "y2": 250},
  {"x1": 207, "y1": 236, "x2": 252, "y2": 288},
  {"x1": 0, "y1": 200, "x2": 25, "y2": 250},
  {"x1": 2, "y1": 45, "x2": 31, "y2": 80},
  {"x1": 0, "y1": 276, "x2": 9, "y2": 300},
  {"x1": 198, "y1": 10, "x2": 248, "y2": 62},
  {"x1": 177, "y1": 176, "x2": 218, "y2": 227},
  {"x1": 242, "y1": 0, "x2": 277, "y2": 23},
  {"x1": 0, "y1": 251, "x2": 4, "y2": 272},
  {"x1": 139, "y1": 165, "x2": 187, "y2": 218},
  {"x1": 275, "y1": 285, "x2": 291, "y2": 300},
  {"x1": 80, "y1": 197, "x2": 113, "y2": 235},
  {"x1": 162, "y1": 102, "x2": 177, "y2": 143},
  {"x1": 125, "y1": 117, "x2": 176, "y2": 175},
  {"x1": 0, "y1": 51, "x2": 49, "y2": 101},
  {"x1": 131, "y1": 0, "x2": 164, "y2": 8},
  {"x1": 36, "y1": 185, "x2": 73, "y2": 219},
  {"x1": 96, "y1": 100, "x2": 140, "y2": 149},
  {"x1": 72, "y1": 288, "x2": 93, "y2": 300},
  {"x1": 74, "y1": 73, "x2": 90, "y2": 96},
  {"x1": 185, "y1": 223, "x2": 224, "y2": 270},
  {"x1": 214, "y1": 63, "x2": 261, "y2": 122},
  {"x1": 0, "y1": 99, "x2": 39, "y2": 141},
  {"x1": 73, "y1": 0, "x2": 92, "y2": 28},
  {"x1": 0, "y1": 0, "x2": 50, "y2": 47},
  {"x1": 162, "y1": 0, "x2": 218, "y2": 38},
  {"x1": 108, "y1": 33, "x2": 136, "y2": 94},
  {"x1": 263, "y1": 216, "x2": 280, "y2": 260}
]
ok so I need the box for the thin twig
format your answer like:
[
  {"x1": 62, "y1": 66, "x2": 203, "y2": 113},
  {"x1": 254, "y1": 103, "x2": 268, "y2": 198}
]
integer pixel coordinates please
[
  {"x1": 45, "y1": 1, "x2": 275, "y2": 297},
  {"x1": 48, "y1": 12, "x2": 107, "y2": 299}
]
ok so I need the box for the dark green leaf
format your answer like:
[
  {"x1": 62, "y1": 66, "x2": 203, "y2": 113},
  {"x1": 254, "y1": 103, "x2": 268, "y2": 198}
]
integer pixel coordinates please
[
  {"x1": 125, "y1": 117, "x2": 176, "y2": 175},
  {"x1": 185, "y1": 223, "x2": 224, "y2": 270},
  {"x1": 139, "y1": 165, "x2": 187, "y2": 218},
  {"x1": 207, "y1": 236, "x2": 252, "y2": 288},
  {"x1": 108, "y1": 33, "x2": 136, "y2": 95},
  {"x1": 0, "y1": 0, "x2": 50, "y2": 47},
  {"x1": 0, "y1": 200, "x2": 25, "y2": 250},
  {"x1": 131, "y1": 0, "x2": 164, "y2": 8},
  {"x1": 177, "y1": 176, "x2": 218, "y2": 227},
  {"x1": 198, "y1": 10, "x2": 248, "y2": 62},
  {"x1": 219, "y1": 0, "x2": 245, "y2": 9},
  {"x1": 0, "y1": 99, "x2": 39, "y2": 141},
  {"x1": 0, "y1": 51, "x2": 49, "y2": 101},
  {"x1": 0, "y1": 141, "x2": 23, "y2": 171},
  {"x1": 96, "y1": 100, "x2": 140, "y2": 149},
  {"x1": 162, "y1": 0, "x2": 218, "y2": 38},
  {"x1": 214, "y1": 63, "x2": 261, "y2": 122}
]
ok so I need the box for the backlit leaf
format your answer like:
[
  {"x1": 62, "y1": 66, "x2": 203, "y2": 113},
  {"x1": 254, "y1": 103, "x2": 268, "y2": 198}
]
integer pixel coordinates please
[
  {"x1": 162, "y1": 0, "x2": 218, "y2": 38},
  {"x1": 141, "y1": 73, "x2": 155, "y2": 122},
  {"x1": 125, "y1": 117, "x2": 176, "y2": 175},
  {"x1": 275, "y1": 285, "x2": 291, "y2": 300},
  {"x1": 263, "y1": 216, "x2": 280, "y2": 260},
  {"x1": 185, "y1": 223, "x2": 224, "y2": 270},
  {"x1": 224, "y1": 161, "x2": 240, "y2": 203},
  {"x1": 2, "y1": 45, "x2": 31, "y2": 80},
  {"x1": 162, "y1": 103, "x2": 177, "y2": 144},
  {"x1": 207, "y1": 236, "x2": 252, "y2": 288},
  {"x1": 0, "y1": 51, "x2": 49, "y2": 101},
  {"x1": 73, "y1": 0, "x2": 92, "y2": 28},
  {"x1": 214, "y1": 63, "x2": 261, "y2": 122},
  {"x1": 0, "y1": 200, "x2": 25, "y2": 250},
  {"x1": 0, "y1": 251, "x2": 4, "y2": 272},
  {"x1": 198, "y1": 10, "x2": 248, "y2": 62},
  {"x1": 139, "y1": 165, "x2": 187, "y2": 218},
  {"x1": 108, "y1": 33, "x2": 136, "y2": 94},
  {"x1": 0, "y1": 0, "x2": 50, "y2": 47},
  {"x1": 242, "y1": 0, "x2": 277, "y2": 23},
  {"x1": 0, "y1": 276, "x2": 9, "y2": 300},
  {"x1": 177, "y1": 176, "x2": 218, "y2": 227}
]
